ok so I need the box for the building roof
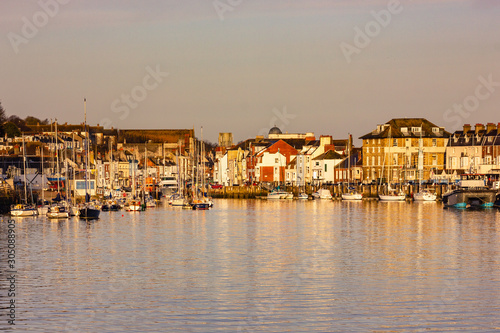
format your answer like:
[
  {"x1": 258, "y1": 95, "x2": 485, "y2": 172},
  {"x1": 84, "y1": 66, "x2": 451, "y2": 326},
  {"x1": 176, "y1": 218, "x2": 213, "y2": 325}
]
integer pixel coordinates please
[
  {"x1": 359, "y1": 118, "x2": 450, "y2": 139},
  {"x1": 313, "y1": 150, "x2": 344, "y2": 160},
  {"x1": 269, "y1": 126, "x2": 282, "y2": 135}
]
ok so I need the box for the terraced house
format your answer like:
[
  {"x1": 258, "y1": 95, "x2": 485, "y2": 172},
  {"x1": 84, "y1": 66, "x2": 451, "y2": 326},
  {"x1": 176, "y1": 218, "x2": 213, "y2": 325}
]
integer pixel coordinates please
[
  {"x1": 360, "y1": 118, "x2": 450, "y2": 183},
  {"x1": 446, "y1": 123, "x2": 500, "y2": 174}
]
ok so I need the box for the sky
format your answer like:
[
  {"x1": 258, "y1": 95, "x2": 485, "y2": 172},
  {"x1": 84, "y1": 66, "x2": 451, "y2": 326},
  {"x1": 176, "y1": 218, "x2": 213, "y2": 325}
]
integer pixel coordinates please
[{"x1": 1, "y1": 0, "x2": 499, "y2": 144}]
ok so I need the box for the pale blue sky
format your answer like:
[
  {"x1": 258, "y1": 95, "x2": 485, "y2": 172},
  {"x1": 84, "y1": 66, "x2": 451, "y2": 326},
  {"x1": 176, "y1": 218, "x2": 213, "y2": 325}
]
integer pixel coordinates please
[{"x1": 1, "y1": 0, "x2": 499, "y2": 143}]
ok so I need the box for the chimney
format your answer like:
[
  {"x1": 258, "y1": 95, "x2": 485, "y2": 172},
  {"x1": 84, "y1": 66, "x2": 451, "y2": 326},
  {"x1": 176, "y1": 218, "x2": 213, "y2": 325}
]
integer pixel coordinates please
[
  {"x1": 486, "y1": 123, "x2": 496, "y2": 133},
  {"x1": 475, "y1": 123, "x2": 484, "y2": 134},
  {"x1": 463, "y1": 124, "x2": 471, "y2": 133}
]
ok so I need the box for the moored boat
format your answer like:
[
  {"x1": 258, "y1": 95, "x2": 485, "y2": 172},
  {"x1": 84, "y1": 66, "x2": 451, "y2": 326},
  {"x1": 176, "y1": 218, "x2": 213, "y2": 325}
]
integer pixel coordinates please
[
  {"x1": 342, "y1": 191, "x2": 363, "y2": 201},
  {"x1": 379, "y1": 191, "x2": 406, "y2": 201},
  {"x1": 443, "y1": 178, "x2": 496, "y2": 209},
  {"x1": 10, "y1": 204, "x2": 38, "y2": 217},
  {"x1": 47, "y1": 205, "x2": 70, "y2": 219},
  {"x1": 312, "y1": 188, "x2": 332, "y2": 200},
  {"x1": 413, "y1": 190, "x2": 437, "y2": 202},
  {"x1": 79, "y1": 203, "x2": 101, "y2": 219}
]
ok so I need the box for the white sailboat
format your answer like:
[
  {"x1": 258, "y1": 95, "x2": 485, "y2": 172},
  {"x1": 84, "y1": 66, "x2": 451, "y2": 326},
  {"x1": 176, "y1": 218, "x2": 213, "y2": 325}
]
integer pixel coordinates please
[
  {"x1": 378, "y1": 127, "x2": 405, "y2": 202},
  {"x1": 342, "y1": 134, "x2": 363, "y2": 201},
  {"x1": 312, "y1": 188, "x2": 332, "y2": 200},
  {"x1": 78, "y1": 98, "x2": 100, "y2": 219},
  {"x1": 10, "y1": 134, "x2": 38, "y2": 217},
  {"x1": 413, "y1": 126, "x2": 437, "y2": 202},
  {"x1": 37, "y1": 145, "x2": 49, "y2": 215}
]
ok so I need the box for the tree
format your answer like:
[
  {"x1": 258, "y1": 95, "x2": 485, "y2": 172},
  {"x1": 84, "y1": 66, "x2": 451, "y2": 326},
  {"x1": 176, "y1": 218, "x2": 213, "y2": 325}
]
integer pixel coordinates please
[
  {"x1": 7, "y1": 115, "x2": 30, "y2": 132},
  {"x1": 0, "y1": 101, "x2": 6, "y2": 124},
  {"x1": 25, "y1": 115, "x2": 48, "y2": 126},
  {"x1": 4, "y1": 122, "x2": 21, "y2": 138}
]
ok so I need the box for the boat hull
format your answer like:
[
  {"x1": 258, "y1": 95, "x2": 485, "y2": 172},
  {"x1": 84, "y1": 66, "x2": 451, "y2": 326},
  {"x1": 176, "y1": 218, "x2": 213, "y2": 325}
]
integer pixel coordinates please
[
  {"x1": 192, "y1": 203, "x2": 210, "y2": 210},
  {"x1": 342, "y1": 193, "x2": 363, "y2": 201},
  {"x1": 413, "y1": 191, "x2": 437, "y2": 202},
  {"x1": 443, "y1": 189, "x2": 496, "y2": 208},
  {"x1": 379, "y1": 195, "x2": 406, "y2": 201},
  {"x1": 47, "y1": 212, "x2": 70, "y2": 219},
  {"x1": 10, "y1": 209, "x2": 37, "y2": 217},
  {"x1": 79, "y1": 207, "x2": 100, "y2": 219}
]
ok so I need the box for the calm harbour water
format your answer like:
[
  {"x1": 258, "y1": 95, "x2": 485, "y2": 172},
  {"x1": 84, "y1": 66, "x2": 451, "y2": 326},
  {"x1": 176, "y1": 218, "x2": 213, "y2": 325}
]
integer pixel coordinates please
[{"x1": 1, "y1": 200, "x2": 500, "y2": 332}]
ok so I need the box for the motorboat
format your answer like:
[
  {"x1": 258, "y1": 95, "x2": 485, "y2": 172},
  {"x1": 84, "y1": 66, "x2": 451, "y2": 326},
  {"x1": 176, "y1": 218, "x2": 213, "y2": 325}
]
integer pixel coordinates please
[
  {"x1": 298, "y1": 193, "x2": 309, "y2": 200},
  {"x1": 10, "y1": 204, "x2": 38, "y2": 217},
  {"x1": 267, "y1": 190, "x2": 293, "y2": 200},
  {"x1": 46, "y1": 205, "x2": 70, "y2": 219},
  {"x1": 125, "y1": 200, "x2": 143, "y2": 211},
  {"x1": 413, "y1": 190, "x2": 437, "y2": 202},
  {"x1": 443, "y1": 178, "x2": 496, "y2": 208},
  {"x1": 312, "y1": 188, "x2": 332, "y2": 200}
]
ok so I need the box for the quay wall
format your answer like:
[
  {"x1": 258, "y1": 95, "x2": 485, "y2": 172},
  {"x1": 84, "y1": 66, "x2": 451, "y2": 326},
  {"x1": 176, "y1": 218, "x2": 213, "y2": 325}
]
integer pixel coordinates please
[{"x1": 209, "y1": 184, "x2": 457, "y2": 200}]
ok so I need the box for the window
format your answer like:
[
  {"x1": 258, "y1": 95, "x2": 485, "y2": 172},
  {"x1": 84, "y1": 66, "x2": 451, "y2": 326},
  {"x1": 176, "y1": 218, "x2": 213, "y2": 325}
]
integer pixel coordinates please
[
  {"x1": 372, "y1": 156, "x2": 375, "y2": 166},
  {"x1": 432, "y1": 139, "x2": 437, "y2": 147},
  {"x1": 378, "y1": 147, "x2": 381, "y2": 153},
  {"x1": 378, "y1": 156, "x2": 381, "y2": 166},
  {"x1": 275, "y1": 158, "x2": 279, "y2": 163},
  {"x1": 432, "y1": 127, "x2": 440, "y2": 133},
  {"x1": 316, "y1": 162, "x2": 320, "y2": 166},
  {"x1": 393, "y1": 139, "x2": 397, "y2": 147},
  {"x1": 432, "y1": 155, "x2": 437, "y2": 166},
  {"x1": 489, "y1": 137, "x2": 493, "y2": 143},
  {"x1": 325, "y1": 164, "x2": 327, "y2": 172},
  {"x1": 412, "y1": 127, "x2": 421, "y2": 133}
]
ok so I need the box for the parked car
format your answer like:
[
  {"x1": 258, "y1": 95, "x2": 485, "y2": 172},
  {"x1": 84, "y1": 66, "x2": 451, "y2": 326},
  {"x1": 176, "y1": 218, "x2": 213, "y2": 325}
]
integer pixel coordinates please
[{"x1": 210, "y1": 184, "x2": 223, "y2": 189}]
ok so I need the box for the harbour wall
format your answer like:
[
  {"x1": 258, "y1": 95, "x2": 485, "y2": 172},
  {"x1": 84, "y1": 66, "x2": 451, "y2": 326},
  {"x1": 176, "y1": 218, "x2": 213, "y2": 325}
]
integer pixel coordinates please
[{"x1": 209, "y1": 184, "x2": 457, "y2": 200}]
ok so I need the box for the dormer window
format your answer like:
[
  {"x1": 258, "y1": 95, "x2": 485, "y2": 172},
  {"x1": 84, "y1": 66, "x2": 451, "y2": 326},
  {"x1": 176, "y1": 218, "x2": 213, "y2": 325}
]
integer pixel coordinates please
[
  {"x1": 488, "y1": 136, "x2": 493, "y2": 143},
  {"x1": 401, "y1": 127, "x2": 408, "y2": 133},
  {"x1": 432, "y1": 127, "x2": 440, "y2": 133},
  {"x1": 412, "y1": 127, "x2": 421, "y2": 133}
]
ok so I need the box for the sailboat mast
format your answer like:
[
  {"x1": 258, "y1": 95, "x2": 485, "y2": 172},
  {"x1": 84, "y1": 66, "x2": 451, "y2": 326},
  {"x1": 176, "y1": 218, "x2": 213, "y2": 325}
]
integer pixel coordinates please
[
  {"x1": 72, "y1": 132, "x2": 76, "y2": 205},
  {"x1": 65, "y1": 143, "x2": 69, "y2": 203},
  {"x1": 348, "y1": 134, "x2": 351, "y2": 185},
  {"x1": 22, "y1": 133, "x2": 28, "y2": 204},
  {"x1": 84, "y1": 98, "x2": 88, "y2": 201},
  {"x1": 55, "y1": 119, "x2": 60, "y2": 194},
  {"x1": 41, "y1": 142, "x2": 44, "y2": 204},
  {"x1": 201, "y1": 127, "x2": 204, "y2": 199}
]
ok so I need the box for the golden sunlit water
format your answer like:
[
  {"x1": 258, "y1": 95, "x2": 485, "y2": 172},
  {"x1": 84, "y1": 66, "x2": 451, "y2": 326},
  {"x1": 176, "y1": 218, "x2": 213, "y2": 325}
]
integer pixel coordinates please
[{"x1": 1, "y1": 200, "x2": 500, "y2": 332}]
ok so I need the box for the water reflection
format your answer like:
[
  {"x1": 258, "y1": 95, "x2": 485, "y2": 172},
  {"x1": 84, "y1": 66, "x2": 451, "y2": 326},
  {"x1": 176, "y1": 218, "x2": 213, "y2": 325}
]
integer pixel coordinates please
[{"x1": 0, "y1": 201, "x2": 499, "y2": 332}]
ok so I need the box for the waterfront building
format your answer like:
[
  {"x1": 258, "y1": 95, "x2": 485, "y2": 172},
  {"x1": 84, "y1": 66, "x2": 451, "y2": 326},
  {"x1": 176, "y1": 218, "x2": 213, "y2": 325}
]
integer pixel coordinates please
[
  {"x1": 360, "y1": 118, "x2": 450, "y2": 183},
  {"x1": 255, "y1": 140, "x2": 298, "y2": 183},
  {"x1": 446, "y1": 123, "x2": 500, "y2": 175},
  {"x1": 311, "y1": 149, "x2": 344, "y2": 184}
]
